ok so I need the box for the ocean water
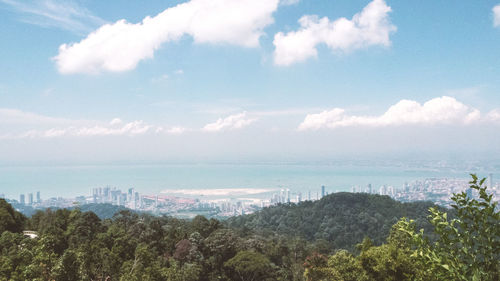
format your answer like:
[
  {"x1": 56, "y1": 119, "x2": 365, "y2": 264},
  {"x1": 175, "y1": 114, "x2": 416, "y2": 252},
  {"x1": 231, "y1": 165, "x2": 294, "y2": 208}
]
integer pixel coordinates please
[{"x1": 0, "y1": 163, "x2": 492, "y2": 200}]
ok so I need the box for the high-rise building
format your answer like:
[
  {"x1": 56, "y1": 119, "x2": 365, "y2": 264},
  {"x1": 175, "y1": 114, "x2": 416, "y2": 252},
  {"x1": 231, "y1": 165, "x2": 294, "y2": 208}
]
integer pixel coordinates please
[
  {"x1": 367, "y1": 184, "x2": 372, "y2": 194},
  {"x1": 111, "y1": 190, "x2": 120, "y2": 205},
  {"x1": 134, "y1": 192, "x2": 140, "y2": 209},
  {"x1": 286, "y1": 189, "x2": 290, "y2": 203},
  {"x1": 36, "y1": 191, "x2": 41, "y2": 203},
  {"x1": 103, "y1": 187, "x2": 111, "y2": 202},
  {"x1": 321, "y1": 185, "x2": 325, "y2": 198},
  {"x1": 28, "y1": 193, "x2": 33, "y2": 205},
  {"x1": 119, "y1": 193, "x2": 127, "y2": 206},
  {"x1": 387, "y1": 186, "x2": 394, "y2": 197},
  {"x1": 488, "y1": 173, "x2": 493, "y2": 189},
  {"x1": 308, "y1": 190, "x2": 311, "y2": 201},
  {"x1": 20, "y1": 194, "x2": 25, "y2": 205},
  {"x1": 272, "y1": 193, "x2": 279, "y2": 204},
  {"x1": 297, "y1": 192, "x2": 302, "y2": 203},
  {"x1": 128, "y1": 188, "x2": 134, "y2": 202},
  {"x1": 379, "y1": 185, "x2": 387, "y2": 196},
  {"x1": 0, "y1": 193, "x2": 4, "y2": 199}
]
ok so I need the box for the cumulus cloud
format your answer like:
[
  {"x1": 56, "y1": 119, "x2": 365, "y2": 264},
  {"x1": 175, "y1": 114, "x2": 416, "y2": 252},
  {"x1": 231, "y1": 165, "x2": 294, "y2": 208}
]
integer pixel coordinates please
[
  {"x1": 54, "y1": 0, "x2": 280, "y2": 74},
  {"x1": 494, "y1": 4, "x2": 500, "y2": 27},
  {"x1": 273, "y1": 0, "x2": 396, "y2": 66},
  {"x1": 298, "y1": 96, "x2": 495, "y2": 131},
  {"x1": 203, "y1": 112, "x2": 257, "y2": 132}
]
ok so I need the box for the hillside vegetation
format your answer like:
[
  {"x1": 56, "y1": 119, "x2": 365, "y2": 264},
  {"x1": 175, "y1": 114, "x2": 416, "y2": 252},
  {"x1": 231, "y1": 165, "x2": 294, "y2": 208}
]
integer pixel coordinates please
[{"x1": 227, "y1": 192, "x2": 441, "y2": 250}]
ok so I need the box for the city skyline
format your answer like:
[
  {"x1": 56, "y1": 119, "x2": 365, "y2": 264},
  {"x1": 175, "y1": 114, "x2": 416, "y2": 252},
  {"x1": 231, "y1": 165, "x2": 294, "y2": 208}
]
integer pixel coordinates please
[{"x1": 6, "y1": 173, "x2": 498, "y2": 218}]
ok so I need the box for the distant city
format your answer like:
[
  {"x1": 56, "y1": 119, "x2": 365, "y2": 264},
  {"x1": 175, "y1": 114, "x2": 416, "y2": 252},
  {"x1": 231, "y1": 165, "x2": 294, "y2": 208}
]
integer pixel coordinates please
[{"x1": 2, "y1": 174, "x2": 498, "y2": 219}]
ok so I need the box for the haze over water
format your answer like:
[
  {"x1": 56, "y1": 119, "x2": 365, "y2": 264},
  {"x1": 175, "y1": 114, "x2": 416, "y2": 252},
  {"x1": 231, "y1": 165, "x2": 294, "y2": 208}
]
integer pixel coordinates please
[{"x1": 2, "y1": 161, "x2": 497, "y2": 199}]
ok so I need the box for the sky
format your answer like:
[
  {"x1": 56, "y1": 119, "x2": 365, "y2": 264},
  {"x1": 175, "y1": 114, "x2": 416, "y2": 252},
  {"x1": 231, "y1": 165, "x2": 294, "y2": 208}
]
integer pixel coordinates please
[{"x1": 1, "y1": 0, "x2": 500, "y2": 165}]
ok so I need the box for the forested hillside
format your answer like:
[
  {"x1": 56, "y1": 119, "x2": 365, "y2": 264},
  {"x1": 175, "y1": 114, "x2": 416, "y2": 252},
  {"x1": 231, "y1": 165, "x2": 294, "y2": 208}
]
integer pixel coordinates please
[
  {"x1": 1, "y1": 200, "x2": 310, "y2": 280},
  {"x1": 227, "y1": 192, "x2": 441, "y2": 250},
  {"x1": 10, "y1": 202, "x2": 132, "y2": 220},
  {"x1": 72, "y1": 203, "x2": 133, "y2": 219}
]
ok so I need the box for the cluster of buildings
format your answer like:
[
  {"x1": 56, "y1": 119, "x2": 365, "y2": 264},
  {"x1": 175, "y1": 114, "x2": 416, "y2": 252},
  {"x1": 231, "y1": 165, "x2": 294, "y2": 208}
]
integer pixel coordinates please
[
  {"x1": 351, "y1": 183, "x2": 399, "y2": 198},
  {"x1": 90, "y1": 186, "x2": 142, "y2": 209},
  {"x1": 265, "y1": 185, "x2": 327, "y2": 206},
  {"x1": 268, "y1": 186, "x2": 326, "y2": 205},
  {"x1": 350, "y1": 174, "x2": 499, "y2": 207},
  {"x1": 17, "y1": 191, "x2": 42, "y2": 206},
  {"x1": 7, "y1": 174, "x2": 498, "y2": 217},
  {"x1": 90, "y1": 187, "x2": 202, "y2": 216}
]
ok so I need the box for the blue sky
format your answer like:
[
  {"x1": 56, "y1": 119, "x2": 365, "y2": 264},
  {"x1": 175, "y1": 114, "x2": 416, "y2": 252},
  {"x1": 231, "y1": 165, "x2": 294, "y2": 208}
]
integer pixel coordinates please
[{"x1": 1, "y1": 0, "x2": 500, "y2": 164}]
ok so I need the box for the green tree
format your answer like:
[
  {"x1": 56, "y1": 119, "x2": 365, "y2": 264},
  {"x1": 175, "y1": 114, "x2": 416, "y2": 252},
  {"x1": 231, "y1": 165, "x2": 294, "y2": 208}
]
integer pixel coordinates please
[
  {"x1": 328, "y1": 250, "x2": 367, "y2": 281},
  {"x1": 53, "y1": 250, "x2": 79, "y2": 281},
  {"x1": 303, "y1": 252, "x2": 340, "y2": 281},
  {"x1": 224, "y1": 250, "x2": 275, "y2": 281},
  {"x1": 163, "y1": 260, "x2": 202, "y2": 281},
  {"x1": 398, "y1": 174, "x2": 500, "y2": 281},
  {"x1": 0, "y1": 199, "x2": 25, "y2": 234}
]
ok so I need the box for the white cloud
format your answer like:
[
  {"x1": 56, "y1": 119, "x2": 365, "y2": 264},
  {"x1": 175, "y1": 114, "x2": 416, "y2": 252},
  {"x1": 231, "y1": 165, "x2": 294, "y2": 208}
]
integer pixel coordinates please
[
  {"x1": 54, "y1": 0, "x2": 280, "y2": 74},
  {"x1": 487, "y1": 109, "x2": 500, "y2": 122},
  {"x1": 0, "y1": 0, "x2": 105, "y2": 34},
  {"x1": 298, "y1": 96, "x2": 493, "y2": 130},
  {"x1": 167, "y1": 126, "x2": 187, "y2": 135},
  {"x1": 0, "y1": 120, "x2": 158, "y2": 139},
  {"x1": 109, "y1": 118, "x2": 123, "y2": 126},
  {"x1": 273, "y1": 0, "x2": 396, "y2": 66},
  {"x1": 43, "y1": 128, "x2": 67, "y2": 138},
  {"x1": 203, "y1": 112, "x2": 257, "y2": 132},
  {"x1": 74, "y1": 121, "x2": 153, "y2": 137},
  {"x1": 494, "y1": 4, "x2": 500, "y2": 27},
  {"x1": 0, "y1": 109, "x2": 167, "y2": 139},
  {"x1": 174, "y1": 69, "x2": 184, "y2": 75}
]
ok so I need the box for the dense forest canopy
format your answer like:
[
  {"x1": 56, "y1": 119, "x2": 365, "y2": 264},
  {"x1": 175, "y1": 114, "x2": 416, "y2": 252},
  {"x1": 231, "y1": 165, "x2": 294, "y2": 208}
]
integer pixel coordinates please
[{"x1": 227, "y1": 192, "x2": 442, "y2": 251}]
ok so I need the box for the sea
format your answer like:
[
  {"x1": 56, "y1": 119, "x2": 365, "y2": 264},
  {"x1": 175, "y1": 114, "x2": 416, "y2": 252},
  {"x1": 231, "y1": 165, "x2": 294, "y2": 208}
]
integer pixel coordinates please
[{"x1": 0, "y1": 162, "x2": 497, "y2": 200}]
